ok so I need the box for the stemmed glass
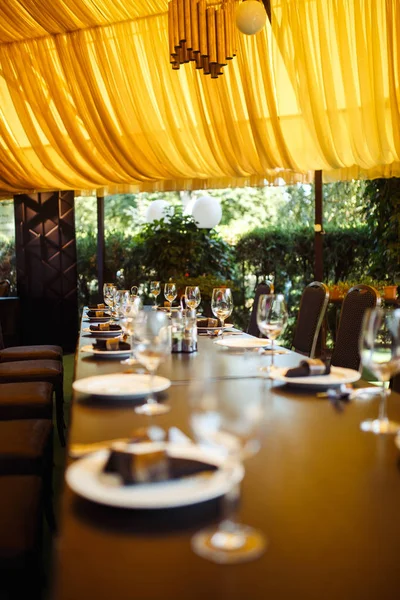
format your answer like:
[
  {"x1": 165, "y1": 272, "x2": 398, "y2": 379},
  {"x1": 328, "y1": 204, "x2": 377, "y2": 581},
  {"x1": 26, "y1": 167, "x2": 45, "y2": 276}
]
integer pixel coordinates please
[
  {"x1": 164, "y1": 283, "x2": 177, "y2": 316},
  {"x1": 185, "y1": 286, "x2": 201, "y2": 312},
  {"x1": 211, "y1": 288, "x2": 233, "y2": 338},
  {"x1": 130, "y1": 286, "x2": 139, "y2": 301},
  {"x1": 189, "y1": 381, "x2": 268, "y2": 564},
  {"x1": 359, "y1": 308, "x2": 400, "y2": 434},
  {"x1": 103, "y1": 284, "x2": 116, "y2": 322},
  {"x1": 256, "y1": 294, "x2": 288, "y2": 372},
  {"x1": 114, "y1": 290, "x2": 130, "y2": 320},
  {"x1": 149, "y1": 281, "x2": 161, "y2": 309},
  {"x1": 119, "y1": 297, "x2": 142, "y2": 366},
  {"x1": 134, "y1": 312, "x2": 171, "y2": 416}
]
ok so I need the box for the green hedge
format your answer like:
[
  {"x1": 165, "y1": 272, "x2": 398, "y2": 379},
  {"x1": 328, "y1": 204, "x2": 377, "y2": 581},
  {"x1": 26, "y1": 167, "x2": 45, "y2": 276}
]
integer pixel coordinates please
[{"x1": 77, "y1": 223, "x2": 380, "y2": 343}]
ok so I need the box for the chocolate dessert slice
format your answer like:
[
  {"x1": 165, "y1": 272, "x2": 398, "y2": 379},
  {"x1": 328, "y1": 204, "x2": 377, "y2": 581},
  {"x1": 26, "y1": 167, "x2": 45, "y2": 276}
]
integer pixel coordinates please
[
  {"x1": 90, "y1": 323, "x2": 121, "y2": 332},
  {"x1": 104, "y1": 446, "x2": 218, "y2": 486},
  {"x1": 93, "y1": 338, "x2": 130, "y2": 351}
]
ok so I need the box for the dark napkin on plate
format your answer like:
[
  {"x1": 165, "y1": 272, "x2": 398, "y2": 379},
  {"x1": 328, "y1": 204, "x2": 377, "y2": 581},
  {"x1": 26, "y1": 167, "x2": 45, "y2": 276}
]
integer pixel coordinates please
[
  {"x1": 93, "y1": 338, "x2": 130, "y2": 352},
  {"x1": 285, "y1": 359, "x2": 331, "y2": 378},
  {"x1": 88, "y1": 303, "x2": 106, "y2": 309},
  {"x1": 90, "y1": 323, "x2": 121, "y2": 333},
  {"x1": 104, "y1": 444, "x2": 217, "y2": 485},
  {"x1": 87, "y1": 309, "x2": 110, "y2": 318}
]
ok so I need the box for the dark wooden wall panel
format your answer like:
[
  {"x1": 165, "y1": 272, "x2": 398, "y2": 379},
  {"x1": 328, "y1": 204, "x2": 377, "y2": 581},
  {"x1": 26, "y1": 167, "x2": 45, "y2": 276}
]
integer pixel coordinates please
[{"x1": 14, "y1": 190, "x2": 78, "y2": 351}]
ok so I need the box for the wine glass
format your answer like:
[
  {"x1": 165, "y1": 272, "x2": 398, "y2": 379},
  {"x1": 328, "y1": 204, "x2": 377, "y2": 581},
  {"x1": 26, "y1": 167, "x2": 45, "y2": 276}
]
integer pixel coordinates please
[
  {"x1": 134, "y1": 312, "x2": 171, "y2": 416},
  {"x1": 256, "y1": 294, "x2": 288, "y2": 372},
  {"x1": 114, "y1": 290, "x2": 130, "y2": 320},
  {"x1": 149, "y1": 281, "x2": 161, "y2": 309},
  {"x1": 359, "y1": 308, "x2": 400, "y2": 434},
  {"x1": 130, "y1": 286, "x2": 139, "y2": 301},
  {"x1": 164, "y1": 283, "x2": 177, "y2": 316},
  {"x1": 120, "y1": 297, "x2": 143, "y2": 366},
  {"x1": 211, "y1": 288, "x2": 233, "y2": 338},
  {"x1": 185, "y1": 286, "x2": 201, "y2": 311},
  {"x1": 189, "y1": 380, "x2": 268, "y2": 564},
  {"x1": 103, "y1": 284, "x2": 116, "y2": 322}
]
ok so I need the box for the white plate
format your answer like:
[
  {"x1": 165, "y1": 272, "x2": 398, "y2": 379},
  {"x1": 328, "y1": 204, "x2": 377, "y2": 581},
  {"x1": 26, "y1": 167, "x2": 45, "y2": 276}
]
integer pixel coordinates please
[
  {"x1": 73, "y1": 373, "x2": 171, "y2": 398},
  {"x1": 269, "y1": 366, "x2": 361, "y2": 388},
  {"x1": 197, "y1": 323, "x2": 233, "y2": 331},
  {"x1": 214, "y1": 337, "x2": 272, "y2": 349},
  {"x1": 80, "y1": 344, "x2": 131, "y2": 358},
  {"x1": 83, "y1": 327, "x2": 123, "y2": 337},
  {"x1": 66, "y1": 443, "x2": 244, "y2": 509}
]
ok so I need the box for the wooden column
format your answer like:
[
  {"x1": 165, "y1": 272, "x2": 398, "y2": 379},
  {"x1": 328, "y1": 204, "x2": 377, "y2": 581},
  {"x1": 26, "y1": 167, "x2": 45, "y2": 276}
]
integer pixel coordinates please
[
  {"x1": 97, "y1": 194, "x2": 105, "y2": 300},
  {"x1": 314, "y1": 170, "x2": 323, "y2": 281}
]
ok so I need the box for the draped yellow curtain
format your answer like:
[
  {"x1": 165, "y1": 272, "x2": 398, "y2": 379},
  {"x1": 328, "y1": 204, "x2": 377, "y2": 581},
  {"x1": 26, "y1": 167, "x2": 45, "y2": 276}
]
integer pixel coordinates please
[{"x1": 0, "y1": 0, "x2": 398, "y2": 196}]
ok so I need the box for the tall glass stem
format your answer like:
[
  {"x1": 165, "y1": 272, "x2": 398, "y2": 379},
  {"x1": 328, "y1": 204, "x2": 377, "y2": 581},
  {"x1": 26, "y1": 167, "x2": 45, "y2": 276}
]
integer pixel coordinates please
[
  {"x1": 210, "y1": 457, "x2": 245, "y2": 551},
  {"x1": 220, "y1": 318, "x2": 225, "y2": 339},
  {"x1": 270, "y1": 339, "x2": 275, "y2": 369},
  {"x1": 147, "y1": 370, "x2": 156, "y2": 405},
  {"x1": 130, "y1": 333, "x2": 135, "y2": 363},
  {"x1": 379, "y1": 381, "x2": 389, "y2": 423}
]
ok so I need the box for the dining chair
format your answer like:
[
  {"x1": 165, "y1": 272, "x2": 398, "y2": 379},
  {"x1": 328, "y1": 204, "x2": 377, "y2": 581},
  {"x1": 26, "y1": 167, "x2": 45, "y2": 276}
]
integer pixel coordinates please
[
  {"x1": 0, "y1": 475, "x2": 43, "y2": 600},
  {"x1": 247, "y1": 283, "x2": 271, "y2": 336},
  {"x1": 330, "y1": 284, "x2": 381, "y2": 372},
  {"x1": 0, "y1": 419, "x2": 55, "y2": 532},
  {"x1": 291, "y1": 282, "x2": 330, "y2": 358},
  {"x1": 0, "y1": 321, "x2": 65, "y2": 445}
]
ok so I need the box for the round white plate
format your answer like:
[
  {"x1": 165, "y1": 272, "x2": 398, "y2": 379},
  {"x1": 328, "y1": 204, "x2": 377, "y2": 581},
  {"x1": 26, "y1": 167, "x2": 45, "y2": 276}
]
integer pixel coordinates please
[
  {"x1": 73, "y1": 373, "x2": 171, "y2": 398},
  {"x1": 214, "y1": 337, "x2": 272, "y2": 349},
  {"x1": 197, "y1": 323, "x2": 233, "y2": 331},
  {"x1": 80, "y1": 344, "x2": 131, "y2": 358},
  {"x1": 83, "y1": 327, "x2": 123, "y2": 337},
  {"x1": 66, "y1": 443, "x2": 244, "y2": 509},
  {"x1": 269, "y1": 366, "x2": 361, "y2": 388}
]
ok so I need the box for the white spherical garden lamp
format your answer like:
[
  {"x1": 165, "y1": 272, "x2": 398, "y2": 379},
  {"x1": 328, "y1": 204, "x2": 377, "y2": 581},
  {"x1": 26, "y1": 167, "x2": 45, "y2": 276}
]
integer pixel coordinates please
[
  {"x1": 236, "y1": 1, "x2": 267, "y2": 35},
  {"x1": 145, "y1": 200, "x2": 173, "y2": 223},
  {"x1": 191, "y1": 196, "x2": 222, "y2": 229}
]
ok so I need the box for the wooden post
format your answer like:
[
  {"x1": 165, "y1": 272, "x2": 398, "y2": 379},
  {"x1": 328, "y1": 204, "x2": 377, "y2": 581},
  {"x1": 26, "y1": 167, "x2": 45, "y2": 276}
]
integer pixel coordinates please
[
  {"x1": 314, "y1": 170, "x2": 323, "y2": 281},
  {"x1": 97, "y1": 194, "x2": 105, "y2": 300}
]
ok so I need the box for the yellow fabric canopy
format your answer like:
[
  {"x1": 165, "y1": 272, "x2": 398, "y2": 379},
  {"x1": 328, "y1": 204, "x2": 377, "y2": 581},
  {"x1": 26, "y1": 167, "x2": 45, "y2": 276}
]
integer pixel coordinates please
[{"x1": 0, "y1": 0, "x2": 398, "y2": 196}]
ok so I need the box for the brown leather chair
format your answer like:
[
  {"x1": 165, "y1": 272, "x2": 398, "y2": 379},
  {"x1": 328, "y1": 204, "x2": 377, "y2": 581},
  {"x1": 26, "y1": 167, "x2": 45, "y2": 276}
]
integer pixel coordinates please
[
  {"x1": 0, "y1": 361, "x2": 65, "y2": 446},
  {"x1": 0, "y1": 317, "x2": 63, "y2": 363},
  {"x1": 0, "y1": 321, "x2": 65, "y2": 445},
  {"x1": 247, "y1": 283, "x2": 271, "y2": 337},
  {"x1": 0, "y1": 420, "x2": 54, "y2": 532},
  {"x1": 0, "y1": 475, "x2": 43, "y2": 599},
  {"x1": 292, "y1": 282, "x2": 330, "y2": 358},
  {"x1": 0, "y1": 382, "x2": 53, "y2": 420},
  {"x1": 331, "y1": 284, "x2": 381, "y2": 371}
]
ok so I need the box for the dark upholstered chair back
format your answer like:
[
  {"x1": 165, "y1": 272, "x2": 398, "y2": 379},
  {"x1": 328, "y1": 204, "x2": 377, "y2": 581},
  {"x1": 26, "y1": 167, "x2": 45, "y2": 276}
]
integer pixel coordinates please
[
  {"x1": 247, "y1": 284, "x2": 271, "y2": 337},
  {"x1": 331, "y1": 284, "x2": 381, "y2": 371},
  {"x1": 292, "y1": 282, "x2": 330, "y2": 358}
]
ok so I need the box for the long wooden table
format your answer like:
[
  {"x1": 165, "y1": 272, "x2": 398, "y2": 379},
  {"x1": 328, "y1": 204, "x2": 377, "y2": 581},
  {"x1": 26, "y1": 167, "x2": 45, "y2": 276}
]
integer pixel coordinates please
[{"x1": 53, "y1": 316, "x2": 400, "y2": 600}]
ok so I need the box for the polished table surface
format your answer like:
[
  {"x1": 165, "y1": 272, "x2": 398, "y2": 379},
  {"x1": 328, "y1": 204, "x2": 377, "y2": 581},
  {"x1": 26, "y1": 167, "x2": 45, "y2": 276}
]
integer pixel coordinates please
[{"x1": 53, "y1": 315, "x2": 400, "y2": 600}]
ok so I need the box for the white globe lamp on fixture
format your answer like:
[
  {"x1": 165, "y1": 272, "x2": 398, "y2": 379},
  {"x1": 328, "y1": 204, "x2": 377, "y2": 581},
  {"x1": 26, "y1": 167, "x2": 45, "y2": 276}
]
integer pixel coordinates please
[
  {"x1": 191, "y1": 196, "x2": 222, "y2": 229},
  {"x1": 145, "y1": 200, "x2": 174, "y2": 223},
  {"x1": 236, "y1": 1, "x2": 267, "y2": 36}
]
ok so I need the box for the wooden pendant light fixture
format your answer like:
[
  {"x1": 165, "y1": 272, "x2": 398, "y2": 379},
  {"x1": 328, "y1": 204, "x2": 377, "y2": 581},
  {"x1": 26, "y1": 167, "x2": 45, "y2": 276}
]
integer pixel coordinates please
[{"x1": 168, "y1": 0, "x2": 238, "y2": 79}]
